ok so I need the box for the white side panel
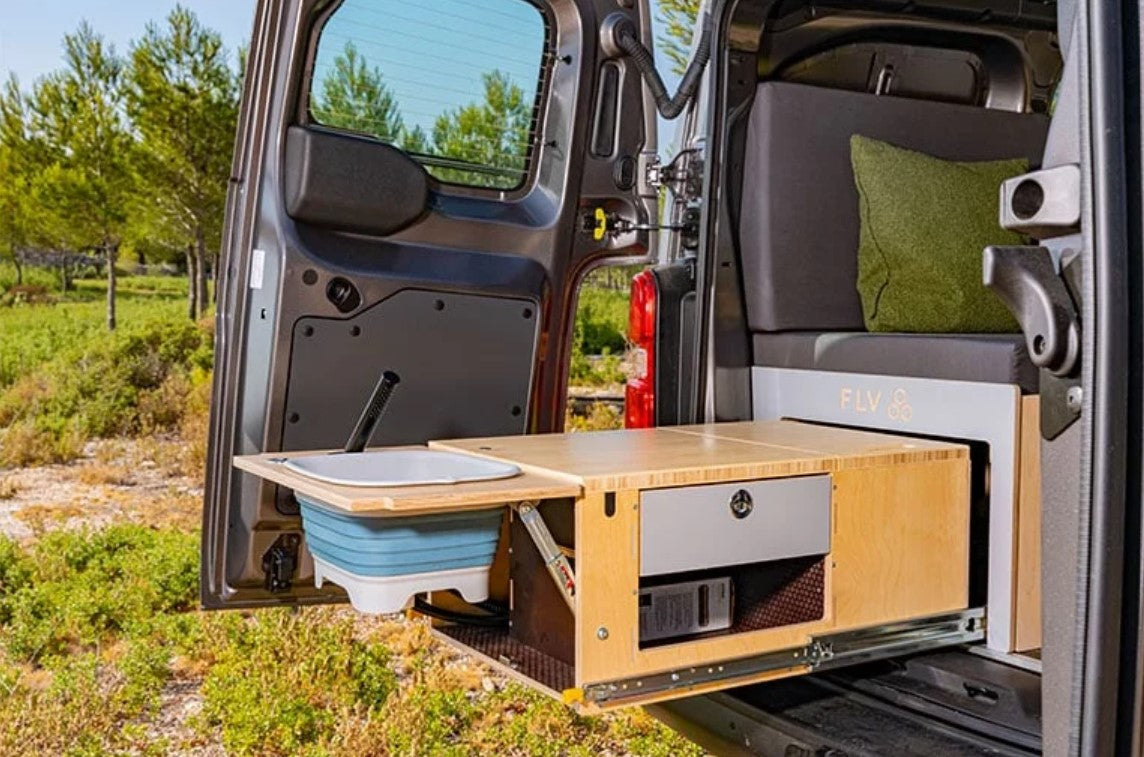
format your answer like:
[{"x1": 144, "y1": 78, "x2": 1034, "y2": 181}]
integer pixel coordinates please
[{"x1": 751, "y1": 367, "x2": 1021, "y2": 652}]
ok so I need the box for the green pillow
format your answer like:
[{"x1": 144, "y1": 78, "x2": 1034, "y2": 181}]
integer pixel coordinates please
[{"x1": 849, "y1": 134, "x2": 1027, "y2": 333}]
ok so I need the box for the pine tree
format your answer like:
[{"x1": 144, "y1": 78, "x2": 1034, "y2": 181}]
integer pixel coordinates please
[
  {"x1": 656, "y1": 0, "x2": 702, "y2": 75},
  {"x1": 0, "y1": 83, "x2": 34, "y2": 286},
  {"x1": 311, "y1": 42, "x2": 405, "y2": 143},
  {"x1": 126, "y1": 5, "x2": 239, "y2": 319},
  {"x1": 23, "y1": 23, "x2": 134, "y2": 330},
  {"x1": 430, "y1": 71, "x2": 531, "y2": 188},
  {"x1": 0, "y1": 143, "x2": 31, "y2": 285}
]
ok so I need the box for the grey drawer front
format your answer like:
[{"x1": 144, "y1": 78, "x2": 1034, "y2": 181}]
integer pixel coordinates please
[{"x1": 639, "y1": 475, "x2": 832, "y2": 577}]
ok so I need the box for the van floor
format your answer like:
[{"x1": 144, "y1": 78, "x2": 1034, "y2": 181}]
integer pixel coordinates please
[{"x1": 652, "y1": 650, "x2": 1041, "y2": 756}]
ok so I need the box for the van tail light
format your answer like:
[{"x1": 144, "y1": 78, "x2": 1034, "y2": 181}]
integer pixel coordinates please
[{"x1": 625, "y1": 269, "x2": 657, "y2": 428}]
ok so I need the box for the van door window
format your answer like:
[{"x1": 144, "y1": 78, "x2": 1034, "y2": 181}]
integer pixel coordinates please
[{"x1": 307, "y1": 0, "x2": 548, "y2": 190}]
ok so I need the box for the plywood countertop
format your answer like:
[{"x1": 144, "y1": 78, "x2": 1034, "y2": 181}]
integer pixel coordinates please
[
  {"x1": 233, "y1": 448, "x2": 580, "y2": 515},
  {"x1": 234, "y1": 421, "x2": 967, "y2": 513},
  {"x1": 431, "y1": 421, "x2": 966, "y2": 492}
]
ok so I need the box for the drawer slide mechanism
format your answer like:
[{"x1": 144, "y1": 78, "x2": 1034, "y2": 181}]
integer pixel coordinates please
[{"x1": 581, "y1": 608, "x2": 985, "y2": 705}]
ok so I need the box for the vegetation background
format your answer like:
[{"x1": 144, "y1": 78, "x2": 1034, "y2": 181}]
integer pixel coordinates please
[{"x1": 0, "y1": 1, "x2": 702, "y2": 754}]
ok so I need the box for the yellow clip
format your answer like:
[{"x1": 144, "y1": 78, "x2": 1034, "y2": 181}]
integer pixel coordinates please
[
  {"x1": 561, "y1": 687, "x2": 585, "y2": 705},
  {"x1": 592, "y1": 207, "x2": 608, "y2": 241}
]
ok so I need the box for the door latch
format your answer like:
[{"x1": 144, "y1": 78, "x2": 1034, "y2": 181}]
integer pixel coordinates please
[
  {"x1": 262, "y1": 533, "x2": 301, "y2": 593},
  {"x1": 581, "y1": 206, "x2": 696, "y2": 242}
]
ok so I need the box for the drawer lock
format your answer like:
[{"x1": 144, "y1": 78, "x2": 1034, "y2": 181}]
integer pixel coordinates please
[{"x1": 729, "y1": 489, "x2": 754, "y2": 519}]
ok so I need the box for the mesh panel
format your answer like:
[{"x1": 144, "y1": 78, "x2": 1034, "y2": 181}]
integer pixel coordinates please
[
  {"x1": 733, "y1": 557, "x2": 826, "y2": 632},
  {"x1": 439, "y1": 625, "x2": 575, "y2": 692}
]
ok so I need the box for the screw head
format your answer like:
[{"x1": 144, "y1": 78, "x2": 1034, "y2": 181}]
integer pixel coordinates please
[
  {"x1": 596, "y1": 626, "x2": 609, "y2": 640},
  {"x1": 1066, "y1": 386, "x2": 1083, "y2": 412}
]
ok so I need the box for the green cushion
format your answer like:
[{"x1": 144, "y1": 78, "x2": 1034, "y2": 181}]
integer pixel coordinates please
[{"x1": 850, "y1": 134, "x2": 1027, "y2": 333}]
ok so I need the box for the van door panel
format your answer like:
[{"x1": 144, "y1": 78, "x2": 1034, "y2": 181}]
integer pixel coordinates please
[{"x1": 202, "y1": 0, "x2": 655, "y2": 608}]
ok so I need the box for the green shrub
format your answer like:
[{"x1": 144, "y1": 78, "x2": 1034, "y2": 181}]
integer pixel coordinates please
[
  {"x1": 200, "y1": 608, "x2": 397, "y2": 756},
  {"x1": 0, "y1": 285, "x2": 190, "y2": 392},
  {"x1": 0, "y1": 650, "x2": 169, "y2": 757},
  {"x1": 575, "y1": 282, "x2": 629, "y2": 354},
  {"x1": 383, "y1": 687, "x2": 476, "y2": 755},
  {"x1": 570, "y1": 276, "x2": 632, "y2": 389},
  {"x1": 0, "y1": 263, "x2": 58, "y2": 295},
  {"x1": 0, "y1": 526, "x2": 199, "y2": 661},
  {"x1": 0, "y1": 536, "x2": 31, "y2": 605},
  {"x1": 0, "y1": 316, "x2": 213, "y2": 464}
]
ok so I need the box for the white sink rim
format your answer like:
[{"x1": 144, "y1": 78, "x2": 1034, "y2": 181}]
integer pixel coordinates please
[{"x1": 281, "y1": 449, "x2": 520, "y2": 488}]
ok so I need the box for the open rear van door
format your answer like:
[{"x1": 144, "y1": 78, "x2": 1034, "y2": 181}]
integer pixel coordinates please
[{"x1": 202, "y1": 0, "x2": 657, "y2": 608}]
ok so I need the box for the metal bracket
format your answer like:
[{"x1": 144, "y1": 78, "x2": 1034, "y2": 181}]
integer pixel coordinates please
[
  {"x1": 515, "y1": 501, "x2": 576, "y2": 611},
  {"x1": 581, "y1": 608, "x2": 985, "y2": 705},
  {"x1": 261, "y1": 533, "x2": 301, "y2": 593},
  {"x1": 983, "y1": 246, "x2": 1080, "y2": 376},
  {"x1": 1000, "y1": 164, "x2": 1081, "y2": 238},
  {"x1": 983, "y1": 245, "x2": 1083, "y2": 439},
  {"x1": 645, "y1": 149, "x2": 703, "y2": 198}
]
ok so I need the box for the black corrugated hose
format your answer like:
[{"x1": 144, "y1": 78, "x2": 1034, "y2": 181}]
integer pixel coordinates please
[
  {"x1": 413, "y1": 596, "x2": 508, "y2": 627},
  {"x1": 614, "y1": 13, "x2": 713, "y2": 120}
]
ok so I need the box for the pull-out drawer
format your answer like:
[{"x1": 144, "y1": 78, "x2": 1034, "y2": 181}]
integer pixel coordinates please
[{"x1": 639, "y1": 475, "x2": 832, "y2": 576}]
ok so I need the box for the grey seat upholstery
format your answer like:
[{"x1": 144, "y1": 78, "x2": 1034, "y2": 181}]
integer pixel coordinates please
[
  {"x1": 752, "y1": 332, "x2": 1039, "y2": 393},
  {"x1": 742, "y1": 82, "x2": 1050, "y2": 391}
]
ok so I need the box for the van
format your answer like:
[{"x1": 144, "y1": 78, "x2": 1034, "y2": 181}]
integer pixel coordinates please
[{"x1": 203, "y1": 0, "x2": 1141, "y2": 753}]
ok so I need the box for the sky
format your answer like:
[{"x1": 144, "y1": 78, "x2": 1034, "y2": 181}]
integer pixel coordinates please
[
  {"x1": 0, "y1": 0, "x2": 684, "y2": 146},
  {"x1": 0, "y1": 1, "x2": 256, "y2": 86}
]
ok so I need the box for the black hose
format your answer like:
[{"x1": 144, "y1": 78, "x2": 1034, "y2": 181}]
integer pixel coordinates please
[
  {"x1": 615, "y1": 14, "x2": 712, "y2": 120},
  {"x1": 412, "y1": 597, "x2": 508, "y2": 627}
]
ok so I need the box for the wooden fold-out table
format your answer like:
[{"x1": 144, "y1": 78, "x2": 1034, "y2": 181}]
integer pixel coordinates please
[{"x1": 236, "y1": 420, "x2": 975, "y2": 711}]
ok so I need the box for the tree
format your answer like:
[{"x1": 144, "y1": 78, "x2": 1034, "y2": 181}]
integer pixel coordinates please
[
  {"x1": 430, "y1": 70, "x2": 531, "y2": 188},
  {"x1": 656, "y1": 0, "x2": 701, "y2": 76},
  {"x1": 0, "y1": 138, "x2": 32, "y2": 286},
  {"x1": 126, "y1": 5, "x2": 239, "y2": 319},
  {"x1": 22, "y1": 24, "x2": 135, "y2": 329},
  {"x1": 312, "y1": 42, "x2": 404, "y2": 143}
]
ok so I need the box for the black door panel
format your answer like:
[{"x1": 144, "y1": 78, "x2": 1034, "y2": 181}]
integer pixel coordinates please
[{"x1": 282, "y1": 289, "x2": 538, "y2": 451}]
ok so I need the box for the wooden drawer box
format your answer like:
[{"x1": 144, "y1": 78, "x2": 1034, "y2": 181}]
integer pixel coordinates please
[{"x1": 236, "y1": 420, "x2": 975, "y2": 712}]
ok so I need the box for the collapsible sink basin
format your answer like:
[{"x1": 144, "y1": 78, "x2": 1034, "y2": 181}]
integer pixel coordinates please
[
  {"x1": 298, "y1": 496, "x2": 503, "y2": 614},
  {"x1": 284, "y1": 449, "x2": 520, "y2": 487}
]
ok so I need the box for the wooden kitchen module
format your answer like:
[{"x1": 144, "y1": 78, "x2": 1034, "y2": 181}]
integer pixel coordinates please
[{"x1": 236, "y1": 421, "x2": 973, "y2": 711}]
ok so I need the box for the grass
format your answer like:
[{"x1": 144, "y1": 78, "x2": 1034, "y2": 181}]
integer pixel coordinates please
[
  {"x1": 570, "y1": 269, "x2": 633, "y2": 389},
  {"x1": 0, "y1": 265, "x2": 707, "y2": 754},
  {"x1": 0, "y1": 527, "x2": 703, "y2": 756},
  {"x1": 0, "y1": 296, "x2": 190, "y2": 392},
  {"x1": 0, "y1": 271, "x2": 211, "y2": 468}
]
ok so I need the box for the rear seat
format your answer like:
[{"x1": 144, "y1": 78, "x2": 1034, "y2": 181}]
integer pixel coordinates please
[{"x1": 741, "y1": 82, "x2": 1050, "y2": 392}]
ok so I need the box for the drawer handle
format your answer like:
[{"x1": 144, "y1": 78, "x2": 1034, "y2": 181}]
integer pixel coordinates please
[{"x1": 729, "y1": 489, "x2": 754, "y2": 519}]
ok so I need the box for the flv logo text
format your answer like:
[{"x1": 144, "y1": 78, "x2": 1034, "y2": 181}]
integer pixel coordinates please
[{"x1": 839, "y1": 387, "x2": 912, "y2": 422}]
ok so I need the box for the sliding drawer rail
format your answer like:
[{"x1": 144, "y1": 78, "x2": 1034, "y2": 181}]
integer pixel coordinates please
[{"x1": 582, "y1": 608, "x2": 985, "y2": 705}]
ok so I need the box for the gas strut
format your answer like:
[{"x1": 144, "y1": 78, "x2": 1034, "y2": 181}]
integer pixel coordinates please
[{"x1": 343, "y1": 370, "x2": 401, "y2": 454}]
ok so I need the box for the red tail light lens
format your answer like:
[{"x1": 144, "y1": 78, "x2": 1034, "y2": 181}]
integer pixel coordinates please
[{"x1": 625, "y1": 269, "x2": 657, "y2": 428}]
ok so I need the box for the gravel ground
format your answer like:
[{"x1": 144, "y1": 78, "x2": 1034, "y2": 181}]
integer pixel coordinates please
[{"x1": 0, "y1": 438, "x2": 203, "y2": 540}]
